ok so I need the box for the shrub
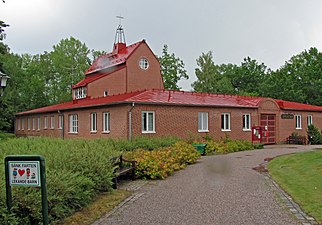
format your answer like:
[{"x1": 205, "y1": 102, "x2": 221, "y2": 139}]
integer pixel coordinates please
[
  {"x1": 307, "y1": 124, "x2": 322, "y2": 144},
  {"x1": 0, "y1": 137, "x2": 119, "y2": 224},
  {"x1": 125, "y1": 141, "x2": 200, "y2": 179},
  {"x1": 204, "y1": 139, "x2": 255, "y2": 154}
]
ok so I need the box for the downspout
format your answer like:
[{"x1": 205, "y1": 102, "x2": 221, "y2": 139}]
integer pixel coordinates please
[{"x1": 128, "y1": 102, "x2": 135, "y2": 141}]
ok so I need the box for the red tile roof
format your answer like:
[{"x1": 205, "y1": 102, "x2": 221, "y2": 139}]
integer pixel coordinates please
[
  {"x1": 16, "y1": 90, "x2": 322, "y2": 115},
  {"x1": 276, "y1": 99, "x2": 322, "y2": 111},
  {"x1": 72, "y1": 65, "x2": 125, "y2": 88},
  {"x1": 84, "y1": 41, "x2": 143, "y2": 75}
]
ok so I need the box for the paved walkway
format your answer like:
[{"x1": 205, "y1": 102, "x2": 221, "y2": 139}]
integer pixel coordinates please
[{"x1": 93, "y1": 145, "x2": 322, "y2": 225}]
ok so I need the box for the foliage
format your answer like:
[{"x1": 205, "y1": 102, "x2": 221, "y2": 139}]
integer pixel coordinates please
[
  {"x1": 105, "y1": 136, "x2": 179, "y2": 152},
  {"x1": 0, "y1": 37, "x2": 91, "y2": 132},
  {"x1": 0, "y1": 132, "x2": 15, "y2": 140},
  {"x1": 205, "y1": 139, "x2": 255, "y2": 154},
  {"x1": 268, "y1": 150, "x2": 322, "y2": 223},
  {"x1": 0, "y1": 137, "x2": 120, "y2": 224},
  {"x1": 253, "y1": 143, "x2": 264, "y2": 149},
  {"x1": 307, "y1": 124, "x2": 322, "y2": 144},
  {"x1": 158, "y1": 44, "x2": 188, "y2": 90},
  {"x1": 124, "y1": 141, "x2": 200, "y2": 179}
]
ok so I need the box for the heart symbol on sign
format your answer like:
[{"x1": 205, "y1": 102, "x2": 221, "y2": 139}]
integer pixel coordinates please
[{"x1": 18, "y1": 169, "x2": 25, "y2": 176}]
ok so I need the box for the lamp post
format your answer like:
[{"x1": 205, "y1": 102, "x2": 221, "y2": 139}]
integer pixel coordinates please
[{"x1": 0, "y1": 71, "x2": 10, "y2": 96}]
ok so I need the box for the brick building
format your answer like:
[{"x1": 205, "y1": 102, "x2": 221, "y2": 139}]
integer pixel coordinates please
[{"x1": 15, "y1": 26, "x2": 322, "y2": 144}]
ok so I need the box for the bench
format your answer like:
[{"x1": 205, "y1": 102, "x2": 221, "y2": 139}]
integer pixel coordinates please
[
  {"x1": 287, "y1": 136, "x2": 307, "y2": 145},
  {"x1": 112, "y1": 155, "x2": 136, "y2": 189}
]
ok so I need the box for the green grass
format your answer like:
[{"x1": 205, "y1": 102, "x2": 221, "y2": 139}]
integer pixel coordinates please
[
  {"x1": 268, "y1": 149, "x2": 322, "y2": 223},
  {"x1": 61, "y1": 189, "x2": 131, "y2": 225}
]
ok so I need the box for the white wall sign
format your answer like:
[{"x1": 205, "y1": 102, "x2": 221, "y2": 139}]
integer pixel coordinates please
[{"x1": 8, "y1": 161, "x2": 41, "y2": 187}]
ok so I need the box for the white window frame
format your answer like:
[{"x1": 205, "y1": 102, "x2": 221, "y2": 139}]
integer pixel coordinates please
[
  {"x1": 28, "y1": 118, "x2": 31, "y2": 130},
  {"x1": 295, "y1": 115, "x2": 302, "y2": 129},
  {"x1": 198, "y1": 112, "x2": 209, "y2": 132},
  {"x1": 103, "y1": 112, "x2": 110, "y2": 133},
  {"x1": 69, "y1": 114, "x2": 78, "y2": 134},
  {"x1": 58, "y1": 115, "x2": 63, "y2": 129},
  {"x1": 90, "y1": 113, "x2": 97, "y2": 132},
  {"x1": 307, "y1": 115, "x2": 313, "y2": 126},
  {"x1": 37, "y1": 117, "x2": 41, "y2": 131},
  {"x1": 32, "y1": 118, "x2": 35, "y2": 131},
  {"x1": 74, "y1": 87, "x2": 87, "y2": 100},
  {"x1": 17, "y1": 119, "x2": 20, "y2": 131},
  {"x1": 221, "y1": 113, "x2": 231, "y2": 131},
  {"x1": 142, "y1": 111, "x2": 155, "y2": 133},
  {"x1": 50, "y1": 116, "x2": 55, "y2": 129},
  {"x1": 139, "y1": 58, "x2": 149, "y2": 70},
  {"x1": 243, "y1": 114, "x2": 251, "y2": 131},
  {"x1": 44, "y1": 116, "x2": 48, "y2": 129},
  {"x1": 21, "y1": 118, "x2": 25, "y2": 130}
]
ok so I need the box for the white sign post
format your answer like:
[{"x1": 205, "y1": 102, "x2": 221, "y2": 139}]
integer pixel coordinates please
[{"x1": 8, "y1": 161, "x2": 41, "y2": 187}]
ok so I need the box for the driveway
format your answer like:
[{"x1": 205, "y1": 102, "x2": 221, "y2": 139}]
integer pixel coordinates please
[{"x1": 94, "y1": 145, "x2": 321, "y2": 225}]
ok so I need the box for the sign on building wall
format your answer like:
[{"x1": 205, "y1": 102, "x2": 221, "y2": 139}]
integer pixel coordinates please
[
  {"x1": 8, "y1": 161, "x2": 41, "y2": 187},
  {"x1": 281, "y1": 113, "x2": 294, "y2": 119}
]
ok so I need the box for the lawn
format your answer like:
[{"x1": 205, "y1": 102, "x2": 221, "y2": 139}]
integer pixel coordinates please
[{"x1": 268, "y1": 149, "x2": 322, "y2": 223}]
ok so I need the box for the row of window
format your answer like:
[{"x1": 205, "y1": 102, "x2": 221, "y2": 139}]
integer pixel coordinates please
[
  {"x1": 17, "y1": 115, "x2": 63, "y2": 131},
  {"x1": 16, "y1": 112, "x2": 314, "y2": 134},
  {"x1": 198, "y1": 112, "x2": 251, "y2": 132},
  {"x1": 296, "y1": 115, "x2": 313, "y2": 129}
]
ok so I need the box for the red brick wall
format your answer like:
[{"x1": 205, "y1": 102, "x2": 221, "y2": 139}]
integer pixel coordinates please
[
  {"x1": 126, "y1": 42, "x2": 164, "y2": 92},
  {"x1": 87, "y1": 67, "x2": 126, "y2": 98},
  {"x1": 15, "y1": 103, "x2": 322, "y2": 143}
]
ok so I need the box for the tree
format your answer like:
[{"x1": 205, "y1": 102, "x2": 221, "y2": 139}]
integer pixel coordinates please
[
  {"x1": 226, "y1": 57, "x2": 269, "y2": 96},
  {"x1": 192, "y1": 51, "x2": 235, "y2": 94},
  {"x1": 49, "y1": 37, "x2": 91, "y2": 103},
  {"x1": 159, "y1": 44, "x2": 188, "y2": 90},
  {"x1": 263, "y1": 47, "x2": 322, "y2": 105}
]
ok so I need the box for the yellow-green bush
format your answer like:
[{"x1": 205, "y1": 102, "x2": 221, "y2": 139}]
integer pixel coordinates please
[
  {"x1": 125, "y1": 141, "x2": 200, "y2": 179},
  {"x1": 205, "y1": 139, "x2": 255, "y2": 154}
]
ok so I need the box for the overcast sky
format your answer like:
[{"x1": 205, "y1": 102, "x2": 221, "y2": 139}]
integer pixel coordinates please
[{"x1": 1, "y1": 0, "x2": 322, "y2": 90}]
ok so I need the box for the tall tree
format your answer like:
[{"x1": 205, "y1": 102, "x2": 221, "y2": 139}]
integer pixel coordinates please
[
  {"x1": 49, "y1": 37, "x2": 91, "y2": 103},
  {"x1": 159, "y1": 44, "x2": 188, "y2": 90},
  {"x1": 192, "y1": 51, "x2": 234, "y2": 94},
  {"x1": 263, "y1": 47, "x2": 322, "y2": 105}
]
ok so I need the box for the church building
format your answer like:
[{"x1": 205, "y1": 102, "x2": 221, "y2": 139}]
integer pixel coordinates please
[{"x1": 15, "y1": 25, "x2": 322, "y2": 144}]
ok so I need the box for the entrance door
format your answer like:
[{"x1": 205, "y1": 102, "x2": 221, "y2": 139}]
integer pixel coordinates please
[{"x1": 260, "y1": 114, "x2": 276, "y2": 144}]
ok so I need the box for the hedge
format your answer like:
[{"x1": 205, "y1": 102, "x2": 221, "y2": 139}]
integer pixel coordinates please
[{"x1": 0, "y1": 137, "x2": 119, "y2": 224}]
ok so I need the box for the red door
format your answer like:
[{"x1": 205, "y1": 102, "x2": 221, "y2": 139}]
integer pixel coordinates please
[{"x1": 260, "y1": 114, "x2": 276, "y2": 144}]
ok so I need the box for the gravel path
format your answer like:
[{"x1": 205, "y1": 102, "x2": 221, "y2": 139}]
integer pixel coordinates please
[{"x1": 94, "y1": 145, "x2": 322, "y2": 225}]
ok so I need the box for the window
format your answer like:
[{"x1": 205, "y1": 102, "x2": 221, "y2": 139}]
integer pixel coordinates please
[
  {"x1": 243, "y1": 114, "x2": 251, "y2": 131},
  {"x1": 139, "y1": 58, "x2": 149, "y2": 70},
  {"x1": 21, "y1": 118, "x2": 25, "y2": 130},
  {"x1": 44, "y1": 116, "x2": 48, "y2": 129},
  {"x1": 69, "y1": 114, "x2": 78, "y2": 133},
  {"x1": 32, "y1": 118, "x2": 35, "y2": 130},
  {"x1": 221, "y1": 113, "x2": 231, "y2": 131},
  {"x1": 58, "y1": 115, "x2": 63, "y2": 129},
  {"x1": 37, "y1": 117, "x2": 41, "y2": 131},
  {"x1": 74, "y1": 87, "x2": 87, "y2": 99},
  {"x1": 50, "y1": 116, "x2": 55, "y2": 129},
  {"x1": 17, "y1": 119, "x2": 20, "y2": 131},
  {"x1": 104, "y1": 90, "x2": 109, "y2": 97},
  {"x1": 295, "y1": 115, "x2": 302, "y2": 129},
  {"x1": 90, "y1": 113, "x2": 97, "y2": 132},
  {"x1": 142, "y1": 111, "x2": 155, "y2": 133},
  {"x1": 198, "y1": 112, "x2": 208, "y2": 132},
  {"x1": 103, "y1": 112, "x2": 110, "y2": 133},
  {"x1": 28, "y1": 118, "x2": 31, "y2": 130},
  {"x1": 307, "y1": 115, "x2": 313, "y2": 126}
]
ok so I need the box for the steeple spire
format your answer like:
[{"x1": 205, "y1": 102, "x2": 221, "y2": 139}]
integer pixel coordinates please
[{"x1": 113, "y1": 16, "x2": 126, "y2": 53}]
